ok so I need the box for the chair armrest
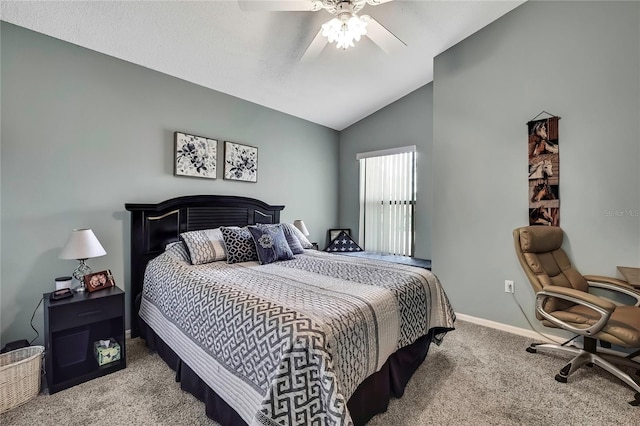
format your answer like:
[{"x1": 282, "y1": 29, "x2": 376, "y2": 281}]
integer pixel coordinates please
[
  {"x1": 584, "y1": 275, "x2": 640, "y2": 307},
  {"x1": 544, "y1": 286, "x2": 616, "y2": 311},
  {"x1": 536, "y1": 285, "x2": 615, "y2": 336},
  {"x1": 584, "y1": 275, "x2": 634, "y2": 289}
]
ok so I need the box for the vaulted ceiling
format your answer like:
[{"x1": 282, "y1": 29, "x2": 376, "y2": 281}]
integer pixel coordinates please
[{"x1": 0, "y1": 0, "x2": 525, "y2": 130}]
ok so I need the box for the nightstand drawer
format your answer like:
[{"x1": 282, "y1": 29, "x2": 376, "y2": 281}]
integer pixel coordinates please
[{"x1": 49, "y1": 296, "x2": 122, "y2": 332}]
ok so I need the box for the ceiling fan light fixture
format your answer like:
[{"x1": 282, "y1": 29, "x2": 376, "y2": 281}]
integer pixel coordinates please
[{"x1": 321, "y1": 14, "x2": 368, "y2": 50}]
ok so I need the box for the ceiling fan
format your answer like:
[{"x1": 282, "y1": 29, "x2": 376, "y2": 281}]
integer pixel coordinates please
[{"x1": 239, "y1": 0, "x2": 406, "y2": 61}]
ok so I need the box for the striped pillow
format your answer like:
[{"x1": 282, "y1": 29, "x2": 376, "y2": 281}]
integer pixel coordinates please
[
  {"x1": 281, "y1": 223, "x2": 314, "y2": 250},
  {"x1": 179, "y1": 228, "x2": 227, "y2": 265}
]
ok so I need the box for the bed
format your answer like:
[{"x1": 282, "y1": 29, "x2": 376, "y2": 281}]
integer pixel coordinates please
[{"x1": 125, "y1": 195, "x2": 455, "y2": 425}]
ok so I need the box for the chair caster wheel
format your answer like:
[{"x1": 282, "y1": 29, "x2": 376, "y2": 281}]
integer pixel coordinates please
[
  {"x1": 526, "y1": 347, "x2": 537, "y2": 354},
  {"x1": 555, "y1": 374, "x2": 568, "y2": 383},
  {"x1": 630, "y1": 393, "x2": 640, "y2": 406}
]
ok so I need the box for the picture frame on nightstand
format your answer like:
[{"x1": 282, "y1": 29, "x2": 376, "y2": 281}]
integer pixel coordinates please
[{"x1": 83, "y1": 270, "x2": 115, "y2": 293}]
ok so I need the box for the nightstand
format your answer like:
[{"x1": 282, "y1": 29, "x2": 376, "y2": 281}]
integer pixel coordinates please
[{"x1": 44, "y1": 286, "x2": 126, "y2": 394}]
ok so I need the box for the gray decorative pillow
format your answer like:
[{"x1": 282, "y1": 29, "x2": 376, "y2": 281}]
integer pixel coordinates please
[
  {"x1": 180, "y1": 228, "x2": 227, "y2": 265},
  {"x1": 248, "y1": 224, "x2": 294, "y2": 265},
  {"x1": 281, "y1": 223, "x2": 314, "y2": 249},
  {"x1": 220, "y1": 226, "x2": 258, "y2": 264}
]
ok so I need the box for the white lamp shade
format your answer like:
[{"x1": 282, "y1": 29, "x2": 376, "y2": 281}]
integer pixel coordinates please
[
  {"x1": 59, "y1": 229, "x2": 107, "y2": 260},
  {"x1": 293, "y1": 220, "x2": 310, "y2": 237}
]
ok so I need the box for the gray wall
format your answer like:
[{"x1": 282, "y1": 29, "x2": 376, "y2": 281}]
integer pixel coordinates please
[
  {"x1": 3, "y1": 0, "x2": 639, "y2": 346},
  {"x1": 432, "y1": 1, "x2": 639, "y2": 327},
  {"x1": 0, "y1": 23, "x2": 339, "y2": 345},
  {"x1": 338, "y1": 84, "x2": 433, "y2": 259}
]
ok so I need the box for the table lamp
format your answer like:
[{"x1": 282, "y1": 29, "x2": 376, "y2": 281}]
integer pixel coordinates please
[
  {"x1": 293, "y1": 220, "x2": 310, "y2": 238},
  {"x1": 59, "y1": 229, "x2": 106, "y2": 292}
]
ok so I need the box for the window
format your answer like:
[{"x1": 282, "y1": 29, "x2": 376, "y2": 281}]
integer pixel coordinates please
[{"x1": 357, "y1": 146, "x2": 416, "y2": 256}]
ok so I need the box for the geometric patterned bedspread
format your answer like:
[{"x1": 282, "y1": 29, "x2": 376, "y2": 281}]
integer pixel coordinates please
[{"x1": 140, "y1": 247, "x2": 455, "y2": 426}]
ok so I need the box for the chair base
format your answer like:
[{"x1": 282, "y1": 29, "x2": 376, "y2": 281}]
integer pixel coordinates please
[{"x1": 528, "y1": 340, "x2": 640, "y2": 405}]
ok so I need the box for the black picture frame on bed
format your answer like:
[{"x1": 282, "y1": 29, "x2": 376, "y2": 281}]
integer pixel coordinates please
[{"x1": 328, "y1": 228, "x2": 351, "y2": 242}]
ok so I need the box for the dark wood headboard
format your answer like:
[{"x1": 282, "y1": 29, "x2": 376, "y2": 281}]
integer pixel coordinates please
[{"x1": 125, "y1": 195, "x2": 284, "y2": 337}]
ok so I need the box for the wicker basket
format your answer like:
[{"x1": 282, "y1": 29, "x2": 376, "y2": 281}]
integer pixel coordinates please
[{"x1": 0, "y1": 346, "x2": 44, "y2": 413}]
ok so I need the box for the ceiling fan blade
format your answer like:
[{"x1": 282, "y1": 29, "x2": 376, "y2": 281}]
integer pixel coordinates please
[
  {"x1": 300, "y1": 28, "x2": 329, "y2": 62},
  {"x1": 238, "y1": 1, "x2": 323, "y2": 12},
  {"x1": 365, "y1": 0, "x2": 395, "y2": 5},
  {"x1": 361, "y1": 15, "x2": 406, "y2": 54}
]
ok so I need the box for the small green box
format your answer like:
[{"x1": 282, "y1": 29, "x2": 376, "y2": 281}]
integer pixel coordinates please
[{"x1": 93, "y1": 338, "x2": 121, "y2": 366}]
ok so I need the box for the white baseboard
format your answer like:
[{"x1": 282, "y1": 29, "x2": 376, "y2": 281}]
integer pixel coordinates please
[
  {"x1": 455, "y1": 312, "x2": 639, "y2": 359},
  {"x1": 455, "y1": 312, "x2": 564, "y2": 343}
]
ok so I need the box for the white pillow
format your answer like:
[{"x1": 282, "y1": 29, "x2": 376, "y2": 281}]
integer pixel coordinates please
[{"x1": 179, "y1": 228, "x2": 227, "y2": 265}]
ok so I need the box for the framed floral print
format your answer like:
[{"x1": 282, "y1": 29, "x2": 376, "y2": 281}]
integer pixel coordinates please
[
  {"x1": 224, "y1": 141, "x2": 258, "y2": 182},
  {"x1": 174, "y1": 131, "x2": 217, "y2": 179}
]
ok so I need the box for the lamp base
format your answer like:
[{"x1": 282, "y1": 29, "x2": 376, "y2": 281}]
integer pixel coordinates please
[{"x1": 72, "y1": 259, "x2": 92, "y2": 292}]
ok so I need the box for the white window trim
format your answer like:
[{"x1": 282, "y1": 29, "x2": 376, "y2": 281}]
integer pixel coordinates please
[{"x1": 356, "y1": 145, "x2": 416, "y2": 161}]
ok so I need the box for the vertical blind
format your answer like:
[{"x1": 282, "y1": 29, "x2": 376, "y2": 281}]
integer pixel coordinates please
[{"x1": 358, "y1": 146, "x2": 416, "y2": 256}]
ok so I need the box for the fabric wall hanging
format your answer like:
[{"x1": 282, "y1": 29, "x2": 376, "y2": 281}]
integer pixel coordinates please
[{"x1": 527, "y1": 112, "x2": 560, "y2": 226}]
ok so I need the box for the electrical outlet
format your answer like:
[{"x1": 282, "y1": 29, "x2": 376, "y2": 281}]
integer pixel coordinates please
[{"x1": 505, "y1": 280, "x2": 515, "y2": 293}]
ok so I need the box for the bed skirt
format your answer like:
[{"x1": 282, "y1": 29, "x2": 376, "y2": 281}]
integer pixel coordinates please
[{"x1": 139, "y1": 316, "x2": 436, "y2": 425}]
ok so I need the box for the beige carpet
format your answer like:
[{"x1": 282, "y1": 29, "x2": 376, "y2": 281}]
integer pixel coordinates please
[{"x1": 1, "y1": 320, "x2": 638, "y2": 425}]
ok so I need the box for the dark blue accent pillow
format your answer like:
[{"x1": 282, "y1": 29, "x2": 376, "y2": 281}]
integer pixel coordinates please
[
  {"x1": 248, "y1": 224, "x2": 294, "y2": 265},
  {"x1": 257, "y1": 223, "x2": 304, "y2": 254},
  {"x1": 325, "y1": 231, "x2": 363, "y2": 253}
]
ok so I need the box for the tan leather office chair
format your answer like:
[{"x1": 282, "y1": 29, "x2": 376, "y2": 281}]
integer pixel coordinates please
[{"x1": 513, "y1": 226, "x2": 640, "y2": 405}]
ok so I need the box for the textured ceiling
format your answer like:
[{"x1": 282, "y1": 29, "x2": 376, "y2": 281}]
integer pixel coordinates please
[{"x1": 0, "y1": 0, "x2": 525, "y2": 130}]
